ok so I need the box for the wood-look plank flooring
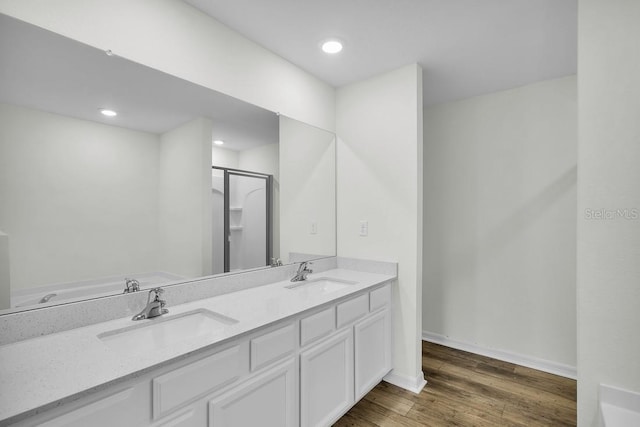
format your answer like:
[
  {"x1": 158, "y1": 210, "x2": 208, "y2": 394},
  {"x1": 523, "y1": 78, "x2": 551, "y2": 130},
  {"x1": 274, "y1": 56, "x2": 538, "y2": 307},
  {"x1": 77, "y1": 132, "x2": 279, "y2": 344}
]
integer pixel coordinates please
[{"x1": 334, "y1": 341, "x2": 576, "y2": 426}]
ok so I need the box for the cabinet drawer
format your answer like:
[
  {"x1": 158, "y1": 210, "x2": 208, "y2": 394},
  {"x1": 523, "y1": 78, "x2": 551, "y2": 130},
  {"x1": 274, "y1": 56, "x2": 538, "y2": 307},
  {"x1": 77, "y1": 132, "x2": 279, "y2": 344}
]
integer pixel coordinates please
[
  {"x1": 300, "y1": 306, "x2": 335, "y2": 347},
  {"x1": 40, "y1": 388, "x2": 135, "y2": 427},
  {"x1": 153, "y1": 344, "x2": 247, "y2": 419},
  {"x1": 336, "y1": 293, "x2": 369, "y2": 329},
  {"x1": 370, "y1": 284, "x2": 391, "y2": 311},
  {"x1": 251, "y1": 323, "x2": 296, "y2": 371}
]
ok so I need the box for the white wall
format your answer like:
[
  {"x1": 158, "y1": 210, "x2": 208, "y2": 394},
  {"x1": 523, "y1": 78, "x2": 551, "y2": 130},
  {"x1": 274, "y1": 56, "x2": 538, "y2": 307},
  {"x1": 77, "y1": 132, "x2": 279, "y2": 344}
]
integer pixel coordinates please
[
  {"x1": 0, "y1": 231, "x2": 9, "y2": 309},
  {"x1": 0, "y1": 103, "x2": 160, "y2": 291},
  {"x1": 280, "y1": 117, "x2": 336, "y2": 262},
  {"x1": 239, "y1": 143, "x2": 279, "y2": 176},
  {"x1": 336, "y1": 64, "x2": 424, "y2": 389},
  {"x1": 0, "y1": 0, "x2": 335, "y2": 132},
  {"x1": 422, "y1": 77, "x2": 577, "y2": 374},
  {"x1": 211, "y1": 146, "x2": 239, "y2": 170},
  {"x1": 158, "y1": 117, "x2": 213, "y2": 278},
  {"x1": 578, "y1": 1, "x2": 640, "y2": 424},
  {"x1": 239, "y1": 143, "x2": 280, "y2": 260}
]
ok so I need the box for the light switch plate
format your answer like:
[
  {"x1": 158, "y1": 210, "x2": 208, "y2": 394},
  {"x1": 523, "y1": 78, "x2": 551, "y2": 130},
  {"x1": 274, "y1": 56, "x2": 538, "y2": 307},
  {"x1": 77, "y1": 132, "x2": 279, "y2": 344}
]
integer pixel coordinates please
[{"x1": 359, "y1": 220, "x2": 368, "y2": 237}]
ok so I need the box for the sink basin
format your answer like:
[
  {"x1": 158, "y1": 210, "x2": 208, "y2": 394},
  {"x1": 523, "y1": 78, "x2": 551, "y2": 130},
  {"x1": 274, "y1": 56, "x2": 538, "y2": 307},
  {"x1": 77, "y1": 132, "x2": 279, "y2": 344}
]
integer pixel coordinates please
[
  {"x1": 285, "y1": 277, "x2": 357, "y2": 294},
  {"x1": 98, "y1": 309, "x2": 237, "y2": 353}
]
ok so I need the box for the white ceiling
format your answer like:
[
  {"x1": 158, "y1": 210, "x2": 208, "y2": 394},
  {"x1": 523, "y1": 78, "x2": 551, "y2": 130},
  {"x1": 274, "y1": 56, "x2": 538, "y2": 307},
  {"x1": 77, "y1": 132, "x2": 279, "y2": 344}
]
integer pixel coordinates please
[{"x1": 185, "y1": 0, "x2": 577, "y2": 107}]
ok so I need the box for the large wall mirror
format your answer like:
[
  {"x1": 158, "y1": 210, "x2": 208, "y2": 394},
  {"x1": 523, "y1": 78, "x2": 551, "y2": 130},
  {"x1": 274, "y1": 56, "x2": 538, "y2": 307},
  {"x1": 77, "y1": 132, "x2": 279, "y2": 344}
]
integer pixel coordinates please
[{"x1": 0, "y1": 14, "x2": 336, "y2": 314}]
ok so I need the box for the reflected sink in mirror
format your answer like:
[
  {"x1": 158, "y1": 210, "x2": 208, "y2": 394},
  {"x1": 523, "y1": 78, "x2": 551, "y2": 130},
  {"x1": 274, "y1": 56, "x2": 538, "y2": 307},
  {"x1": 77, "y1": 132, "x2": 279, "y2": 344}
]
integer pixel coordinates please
[
  {"x1": 285, "y1": 277, "x2": 358, "y2": 295},
  {"x1": 98, "y1": 309, "x2": 237, "y2": 353}
]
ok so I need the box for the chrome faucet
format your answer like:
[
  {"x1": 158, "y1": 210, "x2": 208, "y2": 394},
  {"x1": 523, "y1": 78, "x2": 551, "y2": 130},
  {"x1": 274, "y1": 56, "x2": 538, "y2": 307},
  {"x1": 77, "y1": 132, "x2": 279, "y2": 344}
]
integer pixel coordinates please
[
  {"x1": 291, "y1": 261, "x2": 313, "y2": 282},
  {"x1": 39, "y1": 293, "x2": 57, "y2": 304},
  {"x1": 132, "y1": 288, "x2": 168, "y2": 321},
  {"x1": 123, "y1": 278, "x2": 140, "y2": 294}
]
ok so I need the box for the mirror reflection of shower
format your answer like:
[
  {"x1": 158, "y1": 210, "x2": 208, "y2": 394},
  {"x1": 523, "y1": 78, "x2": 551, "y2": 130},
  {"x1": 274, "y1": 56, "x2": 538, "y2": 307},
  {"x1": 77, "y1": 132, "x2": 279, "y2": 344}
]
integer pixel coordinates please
[{"x1": 212, "y1": 167, "x2": 273, "y2": 273}]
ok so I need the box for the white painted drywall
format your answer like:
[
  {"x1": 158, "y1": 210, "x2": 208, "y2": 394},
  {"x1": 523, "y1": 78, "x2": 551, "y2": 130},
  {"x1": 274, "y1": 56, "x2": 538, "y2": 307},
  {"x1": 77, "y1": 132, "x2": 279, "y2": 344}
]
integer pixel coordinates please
[
  {"x1": 578, "y1": 1, "x2": 640, "y2": 424},
  {"x1": 0, "y1": 0, "x2": 335, "y2": 132},
  {"x1": 0, "y1": 231, "x2": 9, "y2": 309},
  {"x1": 211, "y1": 173, "x2": 225, "y2": 275},
  {"x1": 239, "y1": 143, "x2": 279, "y2": 176},
  {"x1": 423, "y1": 76, "x2": 577, "y2": 371},
  {"x1": 239, "y1": 143, "x2": 280, "y2": 260},
  {"x1": 0, "y1": 103, "x2": 160, "y2": 290},
  {"x1": 211, "y1": 146, "x2": 239, "y2": 170},
  {"x1": 158, "y1": 117, "x2": 213, "y2": 278},
  {"x1": 280, "y1": 117, "x2": 336, "y2": 262},
  {"x1": 336, "y1": 64, "x2": 424, "y2": 386}
]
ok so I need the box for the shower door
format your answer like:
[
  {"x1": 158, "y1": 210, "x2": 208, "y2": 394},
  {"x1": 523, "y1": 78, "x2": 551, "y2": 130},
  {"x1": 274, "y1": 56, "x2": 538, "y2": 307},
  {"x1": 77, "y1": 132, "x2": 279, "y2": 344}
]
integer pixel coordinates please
[{"x1": 212, "y1": 167, "x2": 272, "y2": 273}]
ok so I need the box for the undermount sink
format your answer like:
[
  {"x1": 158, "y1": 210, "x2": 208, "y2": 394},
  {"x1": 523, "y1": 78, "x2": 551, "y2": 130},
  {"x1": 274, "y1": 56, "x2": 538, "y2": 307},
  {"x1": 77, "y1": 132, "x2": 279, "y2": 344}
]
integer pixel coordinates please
[
  {"x1": 98, "y1": 309, "x2": 238, "y2": 353},
  {"x1": 285, "y1": 277, "x2": 357, "y2": 294}
]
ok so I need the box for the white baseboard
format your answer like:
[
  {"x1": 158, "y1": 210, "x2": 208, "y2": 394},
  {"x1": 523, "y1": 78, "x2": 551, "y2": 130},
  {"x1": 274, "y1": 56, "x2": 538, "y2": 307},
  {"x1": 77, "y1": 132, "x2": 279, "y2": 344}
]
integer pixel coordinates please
[
  {"x1": 422, "y1": 331, "x2": 577, "y2": 380},
  {"x1": 600, "y1": 384, "x2": 640, "y2": 427},
  {"x1": 383, "y1": 370, "x2": 427, "y2": 394}
]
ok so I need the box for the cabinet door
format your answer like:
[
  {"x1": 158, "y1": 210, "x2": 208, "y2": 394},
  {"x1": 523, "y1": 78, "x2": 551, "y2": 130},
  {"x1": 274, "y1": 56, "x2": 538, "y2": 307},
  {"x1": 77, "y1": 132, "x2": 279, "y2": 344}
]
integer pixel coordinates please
[
  {"x1": 208, "y1": 358, "x2": 297, "y2": 427},
  {"x1": 300, "y1": 329, "x2": 354, "y2": 427},
  {"x1": 354, "y1": 308, "x2": 392, "y2": 401}
]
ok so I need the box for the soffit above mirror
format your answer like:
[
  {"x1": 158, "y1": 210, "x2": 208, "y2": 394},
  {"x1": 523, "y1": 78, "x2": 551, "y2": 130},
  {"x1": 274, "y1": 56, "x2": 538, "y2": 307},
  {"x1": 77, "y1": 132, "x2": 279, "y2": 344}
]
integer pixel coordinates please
[{"x1": 0, "y1": 13, "x2": 278, "y2": 151}]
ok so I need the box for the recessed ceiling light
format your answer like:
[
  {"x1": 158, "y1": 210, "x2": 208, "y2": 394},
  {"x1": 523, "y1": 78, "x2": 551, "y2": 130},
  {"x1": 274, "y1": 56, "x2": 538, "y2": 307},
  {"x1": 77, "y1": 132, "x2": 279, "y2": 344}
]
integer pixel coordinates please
[
  {"x1": 99, "y1": 108, "x2": 117, "y2": 117},
  {"x1": 213, "y1": 140, "x2": 225, "y2": 146},
  {"x1": 321, "y1": 39, "x2": 343, "y2": 54}
]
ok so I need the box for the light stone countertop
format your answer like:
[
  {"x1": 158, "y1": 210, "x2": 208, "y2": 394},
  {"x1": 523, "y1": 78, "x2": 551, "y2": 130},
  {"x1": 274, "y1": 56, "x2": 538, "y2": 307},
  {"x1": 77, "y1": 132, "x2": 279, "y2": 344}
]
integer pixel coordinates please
[{"x1": 0, "y1": 268, "x2": 395, "y2": 424}]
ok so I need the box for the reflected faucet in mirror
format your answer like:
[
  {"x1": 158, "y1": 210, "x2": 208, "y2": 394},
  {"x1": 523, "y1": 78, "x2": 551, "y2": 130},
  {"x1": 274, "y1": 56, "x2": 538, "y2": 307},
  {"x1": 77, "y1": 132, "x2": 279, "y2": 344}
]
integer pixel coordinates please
[
  {"x1": 123, "y1": 278, "x2": 140, "y2": 294},
  {"x1": 38, "y1": 293, "x2": 57, "y2": 304},
  {"x1": 132, "y1": 288, "x2": 168, "y2": 321}
]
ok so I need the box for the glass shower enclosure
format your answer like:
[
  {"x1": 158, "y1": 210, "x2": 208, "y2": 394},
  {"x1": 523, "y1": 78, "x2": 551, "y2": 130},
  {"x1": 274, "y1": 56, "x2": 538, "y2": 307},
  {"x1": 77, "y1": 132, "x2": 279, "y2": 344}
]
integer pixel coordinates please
[{"x1": 212, "y1": 167, "x2": 273, "y2": 273}]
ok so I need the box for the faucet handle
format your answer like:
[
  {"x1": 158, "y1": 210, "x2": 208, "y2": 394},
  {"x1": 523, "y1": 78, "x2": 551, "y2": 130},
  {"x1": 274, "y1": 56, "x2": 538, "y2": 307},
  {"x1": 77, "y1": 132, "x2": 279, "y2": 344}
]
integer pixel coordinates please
[{"x1": 151, "y1": 287, "x2": 164, "y2": 299}]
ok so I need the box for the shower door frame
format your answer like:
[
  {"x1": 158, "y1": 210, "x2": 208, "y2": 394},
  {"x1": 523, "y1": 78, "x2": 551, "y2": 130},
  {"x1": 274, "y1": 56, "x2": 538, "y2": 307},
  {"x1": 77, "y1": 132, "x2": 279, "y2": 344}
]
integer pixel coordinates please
[{"x1": 212, "y1": 166, "x2": 273, "y2": 273}]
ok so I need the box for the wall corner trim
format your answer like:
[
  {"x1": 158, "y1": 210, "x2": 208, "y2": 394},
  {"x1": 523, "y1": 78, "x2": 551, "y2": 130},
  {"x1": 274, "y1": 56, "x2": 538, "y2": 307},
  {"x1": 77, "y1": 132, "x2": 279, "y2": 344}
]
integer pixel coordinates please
[
  {"x1": 422, "y1": 331, "x2": 577, "y2": 380},
  {"x1": 383, "y1": 370, "x2": 427, "y2": 394}
]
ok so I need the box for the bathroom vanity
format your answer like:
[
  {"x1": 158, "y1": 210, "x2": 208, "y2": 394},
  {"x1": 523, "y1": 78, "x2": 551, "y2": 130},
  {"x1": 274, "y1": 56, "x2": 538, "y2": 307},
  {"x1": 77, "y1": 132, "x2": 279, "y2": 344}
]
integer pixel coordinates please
[{"x1": 0, "y1": 261, "x2": 395, "y2": 427}]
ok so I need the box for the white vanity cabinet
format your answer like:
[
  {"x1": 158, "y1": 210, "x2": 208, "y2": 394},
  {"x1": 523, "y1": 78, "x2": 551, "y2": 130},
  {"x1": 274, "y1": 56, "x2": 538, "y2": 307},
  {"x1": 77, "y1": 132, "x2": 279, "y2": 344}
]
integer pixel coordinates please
[
  {"x1": 300, "y1": 283, "x2": 393, "y2": 427},
  {"x1": 355, "y1": 284, "x2": 393, "y2": 401},
  {"x1": 208, "y1": 358, "x2": 298, "y2": 427},
  {"x1": 354, "y1": 308, "x2": 392, "y2": 401},
  {"x1": 300, "y1": 329, "x2": 354, "y2": 427},
  {"x1": 13, "y1": 283, "x2": 393, "y2": 427}
]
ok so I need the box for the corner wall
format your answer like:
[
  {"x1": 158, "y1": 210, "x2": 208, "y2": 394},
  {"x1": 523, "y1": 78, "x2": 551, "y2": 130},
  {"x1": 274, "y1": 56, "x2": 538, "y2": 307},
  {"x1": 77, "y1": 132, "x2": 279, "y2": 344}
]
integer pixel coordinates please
[
  {"x1": 280, "y1": 117, "x2": 336, "y2": 262},
  {"x1": 0, "y1": 232, "x2": 9, "y2": 310},
  {"x1": 423, "y1": 76, "x2": 577, "y2": 375},
  {"x1": 158, "y1": 117, "x2": 213, "y2": 278},
  {"x1": 336, "y1": 64, "x2": 424, "y2": 390},
  {"x1": 578, "y1": 0, "x2": 640, "y2": 424}
]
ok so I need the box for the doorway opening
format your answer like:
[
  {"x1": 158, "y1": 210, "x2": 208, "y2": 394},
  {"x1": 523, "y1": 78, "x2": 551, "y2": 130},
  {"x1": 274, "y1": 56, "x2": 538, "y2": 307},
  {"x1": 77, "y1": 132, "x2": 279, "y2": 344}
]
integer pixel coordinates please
[{"x1": 212, "y1": 166, "x2": 273, "y2": 273}]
